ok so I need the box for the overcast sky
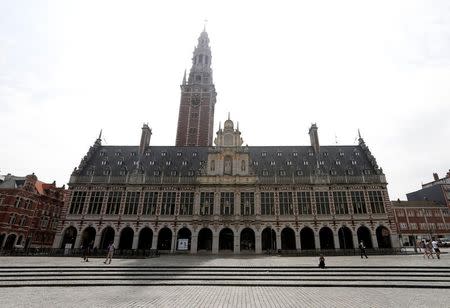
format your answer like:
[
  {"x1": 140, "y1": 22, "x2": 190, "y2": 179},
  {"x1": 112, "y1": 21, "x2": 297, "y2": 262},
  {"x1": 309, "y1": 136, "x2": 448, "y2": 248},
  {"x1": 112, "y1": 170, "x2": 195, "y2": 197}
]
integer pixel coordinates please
[{"x1": 0, "y1": 0, "x2": 449, "y2": 199}]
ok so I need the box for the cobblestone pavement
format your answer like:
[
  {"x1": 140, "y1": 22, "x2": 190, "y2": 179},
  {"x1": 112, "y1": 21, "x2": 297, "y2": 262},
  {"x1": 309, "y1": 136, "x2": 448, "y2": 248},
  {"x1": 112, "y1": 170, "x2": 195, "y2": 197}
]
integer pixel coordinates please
[
  {"x1": 0, "y1": 251, "x2": 449, "y2": 307},
  {"x1": 1, "y1": 285, "x2": 449, "y2": 308}
]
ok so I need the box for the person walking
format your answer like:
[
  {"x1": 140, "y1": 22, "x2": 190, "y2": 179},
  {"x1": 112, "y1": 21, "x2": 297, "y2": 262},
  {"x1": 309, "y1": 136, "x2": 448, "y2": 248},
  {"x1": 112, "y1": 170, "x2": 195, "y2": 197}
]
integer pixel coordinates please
[
  {"x1": 318, "y1": 254, "x2": 326, "y2": 269},
  {"x1": 104, "y1": 241, "x2": 115, "y2": 264},
  {"x1": 431, "y1": 239, "x2": 441, "y2": 259},
  {"x1": 425, "y1": 240, "x2": 434, "y2": 259},
  {"x1": 84, "y1": 240, "x2": 94, "y2": 262},
  {"x1": 359, "y1": 240, "x2": 368, "y2": 259}
]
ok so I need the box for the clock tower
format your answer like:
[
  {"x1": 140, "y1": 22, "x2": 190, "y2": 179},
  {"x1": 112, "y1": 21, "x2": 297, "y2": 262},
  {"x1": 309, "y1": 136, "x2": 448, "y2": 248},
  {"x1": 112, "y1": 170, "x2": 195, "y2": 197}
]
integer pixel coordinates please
[{"x1": 175, "y1": 29, "x2": 217, "y2": 146}]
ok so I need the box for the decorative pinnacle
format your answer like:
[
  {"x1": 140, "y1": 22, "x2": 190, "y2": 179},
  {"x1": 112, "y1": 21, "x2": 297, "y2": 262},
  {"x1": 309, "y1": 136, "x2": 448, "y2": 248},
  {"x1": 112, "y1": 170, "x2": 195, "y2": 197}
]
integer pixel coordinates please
[
  {"x1": 204, "y1": 19, "x2": 208, "y2": 32},
  {"x1": 358, "y1": 129, "x2": 362, "y2": 139},
  {"x1": 98, "y1": 129, "x2": 102, "y2": 140},
  {"x1": 228, "y1": 112, "x2": 230, "y2": 120}
]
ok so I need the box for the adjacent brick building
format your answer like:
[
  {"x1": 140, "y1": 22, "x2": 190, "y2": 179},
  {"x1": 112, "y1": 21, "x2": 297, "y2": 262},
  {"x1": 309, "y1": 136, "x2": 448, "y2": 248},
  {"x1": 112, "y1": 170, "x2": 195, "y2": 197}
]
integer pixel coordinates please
[
  {"x1": 407, "y1": 171, "x2": 450, "y2": 208},
  {"x1": 0, "y1": 173, "x2": 65, "y2": 249}
]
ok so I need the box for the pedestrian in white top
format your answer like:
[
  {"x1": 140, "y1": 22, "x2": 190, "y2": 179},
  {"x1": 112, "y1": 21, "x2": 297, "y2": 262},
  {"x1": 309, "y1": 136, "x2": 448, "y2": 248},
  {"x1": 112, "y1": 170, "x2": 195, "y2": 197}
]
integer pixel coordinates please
[
  {"x1": 104, "y1": 242, "x2": 115, "y2": 264},
  {"x1": 431, "y1": 239, "x2": 441, "y2": 259}
]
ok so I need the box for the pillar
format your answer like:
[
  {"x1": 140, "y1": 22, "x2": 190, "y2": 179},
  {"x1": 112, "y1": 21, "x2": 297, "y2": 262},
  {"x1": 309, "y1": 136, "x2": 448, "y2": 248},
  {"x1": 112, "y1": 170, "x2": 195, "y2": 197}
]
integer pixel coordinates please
[
  {"x1": 151, "y1": 233, "x2": 158, "y2": 249},
  {"x1": 190, "y1": 234, "x2": 198, "y2": 254},
  {"x1": 333, "y1": 232, "x2": 340, "y2": 249},
  {"x1": 234, "y1": 233, "x2": 240, "y2": 254},
  {"x1": 276, "y1": 231, "x2": 281, "y2": 250},
  {"x1": 113, "y1": 234, "x2": 120, "y2": 249},
  {"x1": 390, "y1": 234, "x2": 400, "y2": 248},
  {"x1": 212, "y1": 232, "x2": 219, "y2": 254},
  {"x1": 74, "y1": 233, "x2": 82, "y2": 249},
  {"x1": 132, "y1": 234, "x2": 139, "y2": 250},
  {"x1": 296, "y1": 232, "x2": 301, "y2": 250},
  {"x1": 52, "y1": 234, "x2": 62, "y2": 248},
  {"x1": 352, "y1": 233, "x2": 359, "y2": 249},
  {"x1": 255, "y1": 234, "x2": 262, "y2": 254},
  {"x1": 314, "y1": 232, "x2": 320, "y2": 250},
  {"x1": 171, "y1": 232, "x2": 177, "y2": 252},
  {"x1": 371, "y1": 233, "x2": 379, "y2": 248},
  {"x1": 94, "y1": 233, "x2": 102, "y2": 249}
]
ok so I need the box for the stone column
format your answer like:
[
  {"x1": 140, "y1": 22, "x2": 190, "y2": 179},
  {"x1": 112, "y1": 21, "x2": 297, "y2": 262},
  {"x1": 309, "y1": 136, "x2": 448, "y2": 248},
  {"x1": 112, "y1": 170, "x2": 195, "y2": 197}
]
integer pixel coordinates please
[
  {"x1": 333, "y1": 232, "x2": 340, "y2": 249},
  {"x1": 390, "y1": 234, "x2": 400, "y2": 248},
  {"x1": 255, "y1": 233, "x2": 262, "y2": 254},
  {"x1": 94, "y1": 233, "x2": 102, "y2": 249},
  {"x1": 151, "y1": 232, "x2": 158, "y2": 250},
  {"x1": 212, "y1": 231, "x2": 219, "y2": 254},
  {"x1": 234, "y1": 233, "x2": 240, "y2": 254},
  {"x1": 314, "y1": 232, "x2": 320, "y2": 250},
  {"x1": 276, "y1": 231, "x2": 282, "y2": 250},
  {"x1": 113, "y1": 234, "x2": 120, "y2": 249},
  {"x1": 74, "y1": 232, "x2": 82, "y2": 249},
  {"x1": 352, "y1": 232, "x2": 359, "y2": 249},
  {"x1": 371, "y1": 232, "x2": 379, "y2": 248},
  {"x1": 295, "y1": 231, "x2": 301, "y2": 250},
  {"x1": 52, "y1": 234, "x2": 62, "y2": 248},
  {"x1": 132, "y1": 233, "x2": 139, "y2": 249},
  {"x1": 190, "y1": 234, "x2": 198, "y2": 254},
  {"x1": 171, "y1": 230, "x2": 177, "y2": 253}
]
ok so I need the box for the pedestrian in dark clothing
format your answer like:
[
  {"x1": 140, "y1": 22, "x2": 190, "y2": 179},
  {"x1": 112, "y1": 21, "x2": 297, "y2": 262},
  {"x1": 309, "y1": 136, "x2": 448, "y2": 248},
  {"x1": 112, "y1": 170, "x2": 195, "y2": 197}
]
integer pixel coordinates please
[
  {"x1": 318, "y1": 254, "x2": 325, "y2": 269},
  {"x1": 85, "y1": 240, "x2": 94, "y2": 262},
  {"x1": 359, "y1": 241, "x2": 368, "y2": 259}
]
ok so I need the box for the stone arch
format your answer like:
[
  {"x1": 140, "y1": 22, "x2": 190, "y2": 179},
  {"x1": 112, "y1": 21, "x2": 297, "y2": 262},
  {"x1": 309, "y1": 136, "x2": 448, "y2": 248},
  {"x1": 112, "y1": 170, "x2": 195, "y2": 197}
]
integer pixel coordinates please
[
  {"x1": 197, "y1": 228, "x2": 213, "y2": 251},
  {"x1": 357, "y1": 225, "x2": 373, "y2": 249},
  {"x1": 119, "y1": 227, "x2": 134, "y2": 250},
  {"x1": 4, "y1": 234, "x2": 17, "y2": 250},
  {"x1": 300, "y1": 226, "x2": 315, "y2": 250},
  {"x1": 177, "y1": 227, "x2": 192, "y2": 251},
  {"x1": 60, "y1": 226, "x2": 77, "y2": 249},
  {"x1": 240, "y1": 228, "x2": 255, "y2": 252},
  {"x1": 138, "y1": 227, "x2": 153, "y2": 250},
  {"x1": 157, "y1": 227, "x2": 172, "y2": 251},
  {"x1": 81, "y1": 226, "x2": 96, "y2": 247},
  {"x1": 338, "y1": 226, "x2": 354, "y2": 249},
  {"x1": 376, "y1": 225, "x2": 392, "y2": 248},
  {"x1": 219, "y1": 228, "x2": 234, "y2": 251},
  {"x1": 319, "y1": 226, "x2": 335, "y2": 249},
  {"x1": 100, "y1": 226, "x2": 115, "y2": 250},
  {"x1": 261, "y1": 227, "x2": 276, "y2": 251},
  {"x1": 281, "y1": 227, "x2": 296, "y2": 250}
]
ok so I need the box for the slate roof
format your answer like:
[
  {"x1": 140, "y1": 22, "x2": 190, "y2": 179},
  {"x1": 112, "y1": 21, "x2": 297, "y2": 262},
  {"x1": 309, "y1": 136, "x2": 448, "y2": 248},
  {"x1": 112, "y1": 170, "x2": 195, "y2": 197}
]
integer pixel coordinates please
[{"x1": 74, "y1": 144, "x2": 381, "y2": 179}]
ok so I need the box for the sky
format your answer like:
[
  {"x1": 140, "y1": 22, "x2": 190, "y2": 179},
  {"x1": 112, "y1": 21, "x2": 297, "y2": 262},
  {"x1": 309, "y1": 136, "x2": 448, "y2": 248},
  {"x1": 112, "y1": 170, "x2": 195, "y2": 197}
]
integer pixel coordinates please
[{"x1": 0, "y1": 0, "x2": 449, "y2": 199}]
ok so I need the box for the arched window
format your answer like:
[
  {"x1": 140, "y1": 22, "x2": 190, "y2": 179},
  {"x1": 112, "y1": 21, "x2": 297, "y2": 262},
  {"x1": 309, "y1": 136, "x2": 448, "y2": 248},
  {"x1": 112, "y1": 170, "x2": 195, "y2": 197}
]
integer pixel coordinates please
[
  {"x1": 210, "y1": 160, "x2": 215, "y2": 172},
  {"x1": 241, "y1": 160, "x2": 246, "y2": 172}
]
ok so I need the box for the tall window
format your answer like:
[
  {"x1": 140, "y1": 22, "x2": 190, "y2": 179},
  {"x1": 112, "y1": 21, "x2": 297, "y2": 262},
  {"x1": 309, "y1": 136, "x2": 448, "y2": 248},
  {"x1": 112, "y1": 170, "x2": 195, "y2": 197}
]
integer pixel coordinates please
[
  {"x1": 87, "y1": 191, "x2": 105, "y2": 215},
  {"x1": 260, "y1": 192, "x2": 275, "y2": 215},
  {"x1": 161, "y1": 192, "x2": 176, "y2": 216},
  {"x1": 69, "y1": 191, "x2": 87, "y2": 214},
  {"x1": 315, "y1": 191, "x2": 330, "y2": 215},
  {"x1": 142, "y1": 192, "x2": 158, "y2": 215},
  {"x1": 180, "y1": 192, "x2": 194, "y2": 215},
  {"x1": 368, "y1": 191, "x2": 385, "y2": 213},
  {"x1": 297, "y1": 191, "x2": 312, "y2": 215},
  {"x1": 124, "y1": 191, "x2": 140, "y2": 215},
  {"x1": 15, "y1": 197, "x2": 21, "y2": 208},
  {"x1": 241, "y1": 192, "x2": 254, "y2": 216},
  {"x1": 220, "y1": 192, "x2": 234, "y2": 215},
  {"x1": 279, "y1": 192, "x2": 294, "y2": 215},
  {"x1": 200, "y1": 192, "x2": 214, "y2": 215},
  {"x1": 106, "y1": 191, "x2": 122, "y2": 215},
  {"x1": 333, "y1": 191, "x2": 348, "y2": 214},
  {"x1": 351, "y1": 191, "x2": 367, "y2": 214}
]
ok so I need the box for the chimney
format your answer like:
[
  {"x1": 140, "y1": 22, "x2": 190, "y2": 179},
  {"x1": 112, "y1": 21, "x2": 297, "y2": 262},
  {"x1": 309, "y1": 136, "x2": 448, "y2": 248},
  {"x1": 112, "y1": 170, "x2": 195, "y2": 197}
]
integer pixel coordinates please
[
  {"x1": 139, "y1": 123, "x2": 152, "y2": 155},
  {"x1": 433, "y1": 173, "x2": 439, "y2": 181},
  {"x1": 309, "y1": 123, "x2": 320, "y2": 153}
]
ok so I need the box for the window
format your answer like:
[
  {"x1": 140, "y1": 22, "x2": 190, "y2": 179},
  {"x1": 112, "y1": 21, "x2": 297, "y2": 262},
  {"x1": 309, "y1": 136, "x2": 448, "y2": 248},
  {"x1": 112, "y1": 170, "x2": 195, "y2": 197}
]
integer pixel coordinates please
[
  {"x1": 277, "y1": 152, "x2": 282, "y2": 157},
  {"x1": 339, "y1": 152, "x2": 344, "y2": 157},
  {"x1": 330, "y1": 170, "x2": 337, "y2": 175},
  {"x1": 279, "y1": 170, "x2": 286, "y2": 176},
  {"x1": 119, "y1": 169, "x2": 127, "y2": 176},
  {"x1": 115, "y1": 152, "x2": 121, "y2": 156},
  {"x1": 180, "y1": 192, "x2": 194, "y2": 215},
  {"x1": 351, "y1": 191, "x2": 367, "y2": 214},
  {"x1": 124, "y1": 191, "x2": 140, "y2": 215},
  {"x1": 351, "y1": 160, "x2": 357, "y2": 165},
  {"x1": 323, "y1": 152, "x2": 328, "y2": 156},
  {"x1": 142, "y1": 191, "x2": 158, "y2": 215},
  {"x1": 241, "y1": 160, "x2": 246, "y2": 172},
  {"x1": 279, "y1": 192, "x2": 294, "y2": 215},
  {"x1": 170, "y1": 170, "x2": 177, "y2": 176},
  {"x1": 149, "y1": 161, "x2": 155, "y2": 165},
  {"x1": 260, "y1": 192, "x2": 274, "y2": 215},
  {"x1": 355, "y1": 152, "x2": 360, "y2": 156},
  {"x1": 270, "y1": 161, "x2": 276, "y2": 166},
  {"x1": 303, "y1": 161, "x2": 309, "y2": 165},
  {"x1": 131, "y1": 152, "x2": 136, "y2": 156},
  {"x1": 286, "y1": 161, "x2": 292, "y2": 166},
  {"x1": 87, "y1": 191, "x2": 105, "y2": 215},
  {"x1": 241, "y1": 192, "x2": 254, "y2": 216},
  {"x1": 100, "y1": 151, "x2": 105, "y2": 157},
  {"x1": 262, "y1": 170, "x2": 269, "y2": 176},
  {"x1": 363, "y1": 170, "x2": 371, "y2": 175},
  {"x1": 347, "y1": 169, "x2": 354, "y2": 175},
  {"x1": 210, "y1": 160, "x2": 215, "y2": 171},
  {"x1": 293, "y1": 152, "x2": 298, "y2": 157},
  {"x1": 145, "y1": 151, "x2": 151, "y2": 156},
  {"x1": 399, "y1": 223, "x2": 408, "y2": 230},
  {"x1": 117, "y1": 160, "x2": 123, "y2": 166},
  {"x1": 103, "y1": 169, "x2": 111, "y2": 176},
  {"x1": 410, "y1": 223, "x2": 418, "y2": 230},
  {"x1": 161, "y1": 152, "x2": 167, "y2": 157},
  {"x1": 296, "y1": 170, "x2": 303, "y2": 176},
  {"x1": 106, "y1": 191, "x2": 122, "y2": 215},
  {"x1": 15, "y1": 197, "x2": 21, "y2": 208},
  {"x1": 41, "y1": 217, "x2": 49, "y2": 228},
  {"x1": 192, "y1": 152, "x2": 198, "y2": 157},
  {"x1": 101, "y1": 160, "x2": 107, "y2": 166},
  {"x1": 9, "y1": 214, "x2": 16, "y2": 225},
  {"x1": 153, "y1": 170, "x2": 160, "y2": 176},
  {"x1": 200, "y1": 192, "x2": 214, "y2": 215},
  {"x1": 177, "y1": 152, "x2": 182, "y2": 157},
  {"x1": 182, "y1": 161, "x2": 188, "y2": 166},
  {"x1": 333, "y1": 191, "x2": 348, "y2": 214},
  {"x1": 261, "y1": 152, "x2": 267, "y2": 157},
  {"x1": 368, "y1": 191, "x2": 384, "y2": 213},
  {"x1": 20, "y1": 216, "x2": 27, "y2": 226},
  {"x1": 220, "y1": 192, "x2": 234, "y2": 215},
  {"x1": 308, "y1": 152, "x2": 314, "y2": 156},
  {"x1": 253, "y1": 161, "x2": 259, "y2": 166},
  {"x1": 166, "y1": 161, "x2": 171, "y2": 166},
  {"x1": 133, "y1": 161, "x2": 139, "y2": 166},
  {"x1": 297, "y1": 191, "x2": 312, "y2": 215},
  {"x1": 161, "y1": 192, "x2": 176, "y2": 216},
  {"x1": 69, "y1": 191, "x2": 87, "y2": 214},
  {"x1": 319, "y1": 161, "x2": 325, "y2": 165},
  {"x1": 315, "y1": 191, "x2": 330, "y2": 215},
  {"x1": 335, "y1": 160, "x2": 341, "y2": 165},
  {"x1": 396, "y1": 210, "x2": 405, "y2": 217},
  {"x1": 188, "y1": 170, "x2": 195, "y2": 176}
]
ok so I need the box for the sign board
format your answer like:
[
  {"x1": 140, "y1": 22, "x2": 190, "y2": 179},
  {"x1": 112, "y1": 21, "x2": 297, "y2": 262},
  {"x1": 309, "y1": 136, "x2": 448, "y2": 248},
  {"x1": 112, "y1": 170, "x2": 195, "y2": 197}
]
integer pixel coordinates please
[
  {"x1": 64, "y1": 243, "x2": 73, "y2": 255},
  {"x1": 177, "y1": 239, "x2": 189, "y2": 250}
]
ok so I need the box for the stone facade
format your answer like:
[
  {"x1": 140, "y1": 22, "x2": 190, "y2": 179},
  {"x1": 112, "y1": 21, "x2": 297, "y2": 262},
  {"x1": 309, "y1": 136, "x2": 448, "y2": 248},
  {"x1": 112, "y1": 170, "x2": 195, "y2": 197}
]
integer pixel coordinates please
[{"x1": 53, "y1": 30, "x2": 399, "y2": 254}]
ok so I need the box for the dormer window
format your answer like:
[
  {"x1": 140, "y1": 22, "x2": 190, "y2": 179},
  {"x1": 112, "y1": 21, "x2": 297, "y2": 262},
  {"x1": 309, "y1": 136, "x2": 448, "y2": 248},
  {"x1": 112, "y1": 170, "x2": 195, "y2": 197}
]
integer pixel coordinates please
[
  {"x1": 166, "y1": 161, "x2": 171, "y2": 166},
  {"x1": 192, "y1": 152, "x2": 198, "y2": 157},
  {"x1": 153, "y1": 170, "x2": 160, "y2": 176},
  {"x1": 323, "y1": 152, "x2": 328, "y2": 156},
  {"x1": 347, "y1": 169, "x2": 354, "y2": 175},
  {"x1": 319, "y1": 161, "x2": 325, "y2": 165},
  {"x1": 261, "y1": 152, "x2": 267, "y2": 157},
  {"x1": 279, "y1": 170, "x2": 286, "y2": 176},
  {"x1": 270, "y1": 161, "x2": 276, "y2": 166},
  {"x1": 117, "y1": 161, "x2": 123, "y2": 166},
  {"x1": 177, "y1": 152, "x2": 182, "y2": 157},
  {"x1": 262, "y1": 170, "x2": 269, "y2": 176},
  {"x1": 335, "y1": 160, "x2": 341, "y2": 165},
  {"x1": 296, "y1": 170, "x2": 303, "y2": 176},
  {"x1": 133, "y1": 161, "x2": 139, "y2": 166},
  {"x1": 293, "y1": 152, "x2": 298, "y2": 157},
  {"x1": 115, "y1": 152, "x2": 121, "y2": 156},
  {"x1": 330, "y1": 170, "x2": 337, "y2": 175},
  {"x1": 210, "y1": 160, "x2": 215, "y2": 171},
  {"x1": 339, "y1": 152, "x2": 344, "y2": 157},
  {"x1": 308, "y1": 152, "x2": 314, "y2": 156},
  {"x1": 161, "y1": 152, "x2": 167, "y2": 157},
  {"x1": 171, "y1": 170, "x2": 177, "y2": 176},
  {"x1": 119, "y1": 169, "x2": 127, "y2": 176},
  {"x1": 286, "y1": 161, "x2": 292, "y2": 166},
  {"x1": 182, "y1": 161, "x2": 188, "y2": 166},
  {"x1": 303, "y1": 161, "x2": 309, "y2": 166},
  {"x1": 363, "y1": 170, "x2": 371, "y2": 175},
  {"x1": 103, "y1": 169, "x2": 111, "y2": 176},
  {"x1": 253, "y1": 161, "x2": 259, "y2": 166},
  {"x1": 145, "y1": 152, "x2": 151, "y2": 156},
  {"x1": 277, "y1": 152, "x2": 282, "y2": 157},
  {"x1": 149, "y1": 161, "x2": 155, "y2": 166},
  {"x1": 87, "y1": 168, "x2": 95, "y2": 175},
  {"x1": 351, "y1": 160, "x2": 357, "y2": 165},
  {"x1": 188, "y1": 170, "x2": 194, "y2": 176},
  {"x1": 131, "y1": 152, "x2": 136, "y2": 156},
  {"x1": 101, "y1": 160, "x2": 107, "y2": 166},
  {"x1": 355, "y1": 152, "x2": 360, "y2": 156},
  {"x1": 99, "y1": 152, "x2": 105, "y2": 157}
]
